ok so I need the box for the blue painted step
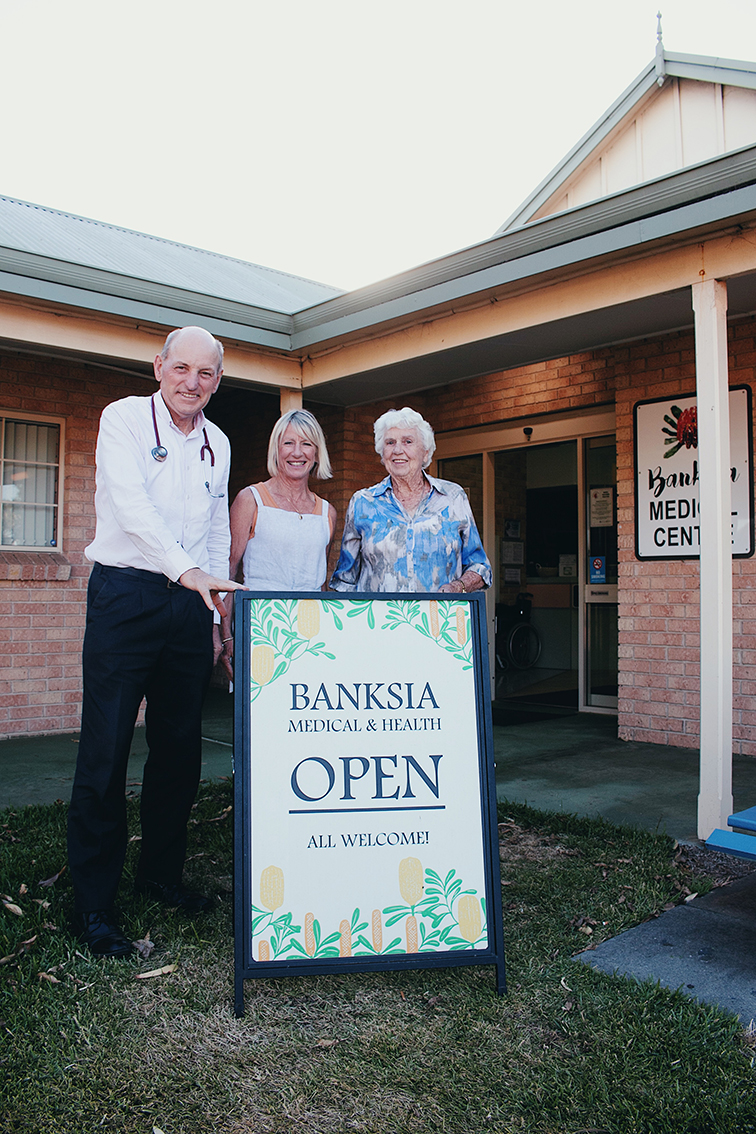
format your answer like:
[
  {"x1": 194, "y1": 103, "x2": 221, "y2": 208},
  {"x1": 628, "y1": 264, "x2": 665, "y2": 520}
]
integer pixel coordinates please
[
  {"x1": 706, "y1": 828, "x2": 756, "y2": 860},
  {"x1": 728, "y1": 805, "x2": 756, "y2": 833}
]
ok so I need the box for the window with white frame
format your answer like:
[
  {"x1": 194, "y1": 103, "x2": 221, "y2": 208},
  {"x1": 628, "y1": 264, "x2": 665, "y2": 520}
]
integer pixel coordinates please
[{"x1": 0, "y1": 412, "x2": 64, "y2": 550}]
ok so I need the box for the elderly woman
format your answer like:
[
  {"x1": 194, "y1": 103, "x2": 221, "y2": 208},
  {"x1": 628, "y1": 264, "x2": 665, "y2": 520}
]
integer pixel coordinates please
[
  {"x1": 220, "y1": 409, "x2": 336, "y2": 669},
  {"x1": 330, "y1": 407, "x2": 491, "y2": 593}
]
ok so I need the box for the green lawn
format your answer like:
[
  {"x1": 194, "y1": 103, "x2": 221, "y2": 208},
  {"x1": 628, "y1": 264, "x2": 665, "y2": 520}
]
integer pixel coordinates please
[{"x1": 1, "y1": 785, "x2": 755, "y2": 1134}]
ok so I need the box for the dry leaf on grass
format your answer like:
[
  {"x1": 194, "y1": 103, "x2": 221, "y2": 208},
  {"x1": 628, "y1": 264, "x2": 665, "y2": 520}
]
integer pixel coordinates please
[
  {"x1": 315, "y1": 1038, "x2": 338, "y2": 1048},
  {"x1": 133, "y1": 933, "x2": 156, "y2": 960},
  {"x1": 18, "y1": 884, "x2": 27, "y2": 896},
  {"x1": 38, "y1": 972, "x2": 61, "y2": 984},
  {"x1": 32, "y1": 899, "x2": 50, "y2": 909},
  {"x1": 193, "y1": 806, "x2": 232, "y2": 826},
  {"x1": 135, "y1": 964, "x2": 177, "y2": 980},
  {"x1": 38, "y1": 867, "x2": 66, "y2": 888},
  {"x1": 2, "y1": 901, "x2": 23, "y2": 917}
]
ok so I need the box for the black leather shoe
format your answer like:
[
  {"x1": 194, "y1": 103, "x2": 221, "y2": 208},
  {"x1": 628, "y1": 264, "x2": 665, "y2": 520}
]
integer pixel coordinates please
[
  {"x1": 135, "y1": 879, "x2": 214, "y2": 915},
  {"x1": 74, "y1": 910, "x2": 134, "y2": 958}
]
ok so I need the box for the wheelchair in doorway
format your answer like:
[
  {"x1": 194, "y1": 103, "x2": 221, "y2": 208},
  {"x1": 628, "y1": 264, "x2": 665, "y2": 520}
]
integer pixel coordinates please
[{"x1": 495, "y1": 593, "x2": 542, "y2": 670}]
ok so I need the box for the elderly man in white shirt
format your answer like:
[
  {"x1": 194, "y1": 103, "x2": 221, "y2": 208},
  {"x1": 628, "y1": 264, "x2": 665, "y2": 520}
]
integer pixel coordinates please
[{"x1": 68, "y1": 326, "x2": 243, "y2": 958}]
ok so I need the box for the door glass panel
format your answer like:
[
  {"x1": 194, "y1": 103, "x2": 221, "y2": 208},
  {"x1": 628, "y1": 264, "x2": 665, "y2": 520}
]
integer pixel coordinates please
[
  {"x1": 435, "y1": 455, "x2": 483, "y2": 528},
  {"x1": 493, "y1": 441, "x2": 578, "y2": 718},
  {"x1": 585, "y1": 436, "x2": 618, "y2": 707}
]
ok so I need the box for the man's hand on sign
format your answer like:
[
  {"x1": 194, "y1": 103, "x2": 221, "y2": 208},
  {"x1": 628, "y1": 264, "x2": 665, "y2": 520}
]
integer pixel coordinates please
[{"x1": 178, "y1": 567, "x2": 246, "y2": 614}]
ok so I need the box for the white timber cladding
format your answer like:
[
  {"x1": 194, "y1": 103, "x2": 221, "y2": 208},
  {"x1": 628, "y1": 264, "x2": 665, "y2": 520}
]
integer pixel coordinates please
[
  {"x1": 692, "y1": 279, "x2": 734, "y2": 841},
  {"x1": 531, "y1": 79, "x2": 756, "y2": 223}
]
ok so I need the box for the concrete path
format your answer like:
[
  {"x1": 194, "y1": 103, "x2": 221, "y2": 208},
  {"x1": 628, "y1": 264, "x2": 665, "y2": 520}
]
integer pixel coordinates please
[{"x1": 579, "y1": 872, "x2": 756, "y2": 1024}]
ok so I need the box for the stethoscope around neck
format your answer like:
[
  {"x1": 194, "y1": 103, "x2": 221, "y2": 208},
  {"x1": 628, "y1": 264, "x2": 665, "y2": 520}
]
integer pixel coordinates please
[{"x1": 150, "y1": 394, "x2": 224, "y2": 497}]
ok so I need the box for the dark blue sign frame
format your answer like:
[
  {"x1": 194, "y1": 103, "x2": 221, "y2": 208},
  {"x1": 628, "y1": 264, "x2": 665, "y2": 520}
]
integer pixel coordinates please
[{"x1": 233, "y1": 591, "x2": 505, "y2": 1017}]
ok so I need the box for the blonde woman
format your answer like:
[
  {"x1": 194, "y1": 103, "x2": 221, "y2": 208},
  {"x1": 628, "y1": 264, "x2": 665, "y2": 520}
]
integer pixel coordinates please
[{"x1": 220, "y1": 410, "x2": 336, "y2": 671}]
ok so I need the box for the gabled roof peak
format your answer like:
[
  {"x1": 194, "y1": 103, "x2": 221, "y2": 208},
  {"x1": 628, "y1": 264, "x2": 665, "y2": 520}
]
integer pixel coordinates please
[{"x1": 498, "y1": 41, "x2": 756, "y2": 234}]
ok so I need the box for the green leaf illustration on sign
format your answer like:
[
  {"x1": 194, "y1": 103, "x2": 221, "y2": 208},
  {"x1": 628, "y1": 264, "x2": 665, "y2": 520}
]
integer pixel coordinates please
[
  {"x1": 251, "y1": 860, "x2": 487, "y2": 960},
  {"x1": 248, "y1": 598, "x2": 341, "y2": 701},
  {"x1": 382, "y1": 599, "x2": 472, "y2": 669}
]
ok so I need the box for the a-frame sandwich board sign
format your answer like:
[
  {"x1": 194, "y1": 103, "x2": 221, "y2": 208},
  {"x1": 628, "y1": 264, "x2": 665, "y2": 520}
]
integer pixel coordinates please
[{"x1": 233, "y1": 592, "x2": 505, "y2": 1016}]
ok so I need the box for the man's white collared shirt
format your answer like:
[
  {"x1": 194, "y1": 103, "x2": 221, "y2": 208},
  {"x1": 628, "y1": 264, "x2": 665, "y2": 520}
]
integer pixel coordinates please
[{"x1": 85, "y1": 393, "x2": 231, "y2": 581}]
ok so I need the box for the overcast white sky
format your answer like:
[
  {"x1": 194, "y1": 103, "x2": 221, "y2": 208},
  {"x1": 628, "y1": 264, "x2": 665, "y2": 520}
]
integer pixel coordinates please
[{"x1": 1, "y1": 0, "x2": 756, "y2": 291}]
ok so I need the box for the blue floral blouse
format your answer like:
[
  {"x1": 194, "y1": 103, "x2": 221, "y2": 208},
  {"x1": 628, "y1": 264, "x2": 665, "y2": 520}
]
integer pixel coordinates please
[{"x1": 330, "y1": 474, "x2": 492, "y2": 593}]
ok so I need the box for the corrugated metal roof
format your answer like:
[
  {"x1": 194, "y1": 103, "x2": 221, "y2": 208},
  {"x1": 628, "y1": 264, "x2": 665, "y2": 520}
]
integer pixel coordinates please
[{"x1": 0, "y1": 195, "x2": 343, "y2": 315}]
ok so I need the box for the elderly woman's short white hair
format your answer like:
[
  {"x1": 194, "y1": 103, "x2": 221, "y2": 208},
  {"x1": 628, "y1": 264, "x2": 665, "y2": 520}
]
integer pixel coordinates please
[
  {"x1": 268, "y1": 409, "x2": 333, "y2": 480},
  {"x1": 374, "y1": 407, "x2": 436, "y2": 469}
]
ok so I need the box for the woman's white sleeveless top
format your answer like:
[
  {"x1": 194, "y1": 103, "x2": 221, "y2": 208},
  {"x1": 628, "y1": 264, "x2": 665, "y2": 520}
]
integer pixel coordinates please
[{"x1": 242, "y1": 484, "x2": 330, "y2": 591}]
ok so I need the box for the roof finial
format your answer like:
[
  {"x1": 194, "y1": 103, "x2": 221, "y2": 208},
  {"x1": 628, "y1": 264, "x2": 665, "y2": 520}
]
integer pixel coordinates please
[{"x1": 655, "y1": 10, "x2": 666, "y2": 86}]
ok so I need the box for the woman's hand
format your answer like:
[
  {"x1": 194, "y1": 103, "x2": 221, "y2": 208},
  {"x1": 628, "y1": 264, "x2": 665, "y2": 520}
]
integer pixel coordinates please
[
  {"x1": 439, "y1": 571, "x2": 484, "y2": 594},
  {"x1": 220, "y1": 635, "x2": 234, "y2": 681}
]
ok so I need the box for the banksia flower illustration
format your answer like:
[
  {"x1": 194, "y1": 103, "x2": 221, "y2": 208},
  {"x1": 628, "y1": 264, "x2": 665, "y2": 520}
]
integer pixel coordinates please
[
  {"x1": 251, "y1": 644, "x2": 275, "y2": 685},
  {"x1": 457, "y1": 895, "x2": 482, "y2": 943},
  {"x1": 305, "y1": 912, "x2": 316, "y2": 957},
  {"x1": 259, "y1": 865, "x2": 284, "y2": 911},
  {"x1": 258, "y1": 939, "x2": 270, "y2": 961},
  {"x1": 456, "y1": 608, "x2": 466, "y2": 645},
  {"x1": 405, "y1": 915, "x2": 418, "y2": 953},
  {"x1": 428, "y1": 600, "x2": 440, "y2": 638},
  {"x1": 339, "y1": 919, "x2": 352, "y2": 956},
  {"x1": 372, "y1": 909, "x2": 382, "y2": 953},
  {"x1": 662, "y1": 404, "x2": 698, "y2": 457},
  {"x1": 297, "y1": 599, "x2": 320, "y2": 640},
  {"x1": 398, "y1": 857, "x2": 424, "y2": 906}
]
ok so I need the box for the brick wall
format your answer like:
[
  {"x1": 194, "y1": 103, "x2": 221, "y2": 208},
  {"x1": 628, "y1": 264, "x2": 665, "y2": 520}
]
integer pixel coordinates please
[
  {"x1": 615, "y1": 320, "x2": 756, "y2": 754},
  {"x1": 0, "y1": 352, "x2": 155, "y2": 738},
  {"x1": 343, "y1": 319, "x2": 756, "y2": 754},
  {"x1": 3, "y1": 312, "x2": 756, "y2": 747}
]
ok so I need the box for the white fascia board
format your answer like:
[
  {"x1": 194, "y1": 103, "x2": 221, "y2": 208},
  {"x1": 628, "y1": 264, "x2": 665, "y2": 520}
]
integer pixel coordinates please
[
  {"x1": 664, "y1": 55, "x2": 756, "y2": 91},
  {"x1": 495, "y1": 63, "x2": 658, "y2": 233},
  {"x1": 290, "y1": 184, "x2": 756, "y2": 351}
]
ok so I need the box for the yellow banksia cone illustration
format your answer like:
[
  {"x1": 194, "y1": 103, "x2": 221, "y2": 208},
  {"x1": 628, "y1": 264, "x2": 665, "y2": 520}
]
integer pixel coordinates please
[
  {"x1": 297, "y1": 599, "x2": 320, "y2": 640},
  {"x1": 251, "y1": 644, "x2": 275, "y2": 685},
  {"x1": 339, "y1": 919, "x2": 352, "y2": 956},
  {"x1": 258, "y1": 940, "x2": 270, "y2": 961},
  {"x1": 259, "y1": 865, "x2": 284, "y2": 911},
  {"x1": 372, "y1": 909, "x2": 382, "y2": 953},
  {"x1": 428, "y1": 600, "x2": 440, "y2": 638},
  {"x1": 457, "y1": 894, "x2": 482, "y2": 943},
  {"x1": 405, "y1": 915, "x2": 418, "y2": 953},
  {"x1": 304, "y1": 912, "x2": 316, "y2": 957},
  {"x1": 456, "y1": 608, "x2": 467, "y2": 646},
  {"x1": 398, "y1": 857, "x2": 424, "y2": 906}
]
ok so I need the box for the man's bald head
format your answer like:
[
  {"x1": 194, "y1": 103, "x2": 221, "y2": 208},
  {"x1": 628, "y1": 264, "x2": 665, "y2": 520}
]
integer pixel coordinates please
[{"x1": 160, "y1": 326, "x2": 224, "y2": 375}]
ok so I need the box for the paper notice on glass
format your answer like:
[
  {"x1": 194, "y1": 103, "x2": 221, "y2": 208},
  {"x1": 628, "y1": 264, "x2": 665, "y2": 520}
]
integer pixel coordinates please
[
  {"x1": 590, "y1": 488, "x2": 613, "y2": 528},
  {"x1": 501, "y1": 541, "x2": 524, "y2": 566}
]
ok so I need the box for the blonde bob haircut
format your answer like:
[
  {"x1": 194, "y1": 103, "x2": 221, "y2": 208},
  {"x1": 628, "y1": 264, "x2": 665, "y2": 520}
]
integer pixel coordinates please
[
  {"x1": 373, "y1": 407, "x2": 436, "y2": 469},
  {"x1": 267, "y1": 409, "x2": 333, "y2": 480}
]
